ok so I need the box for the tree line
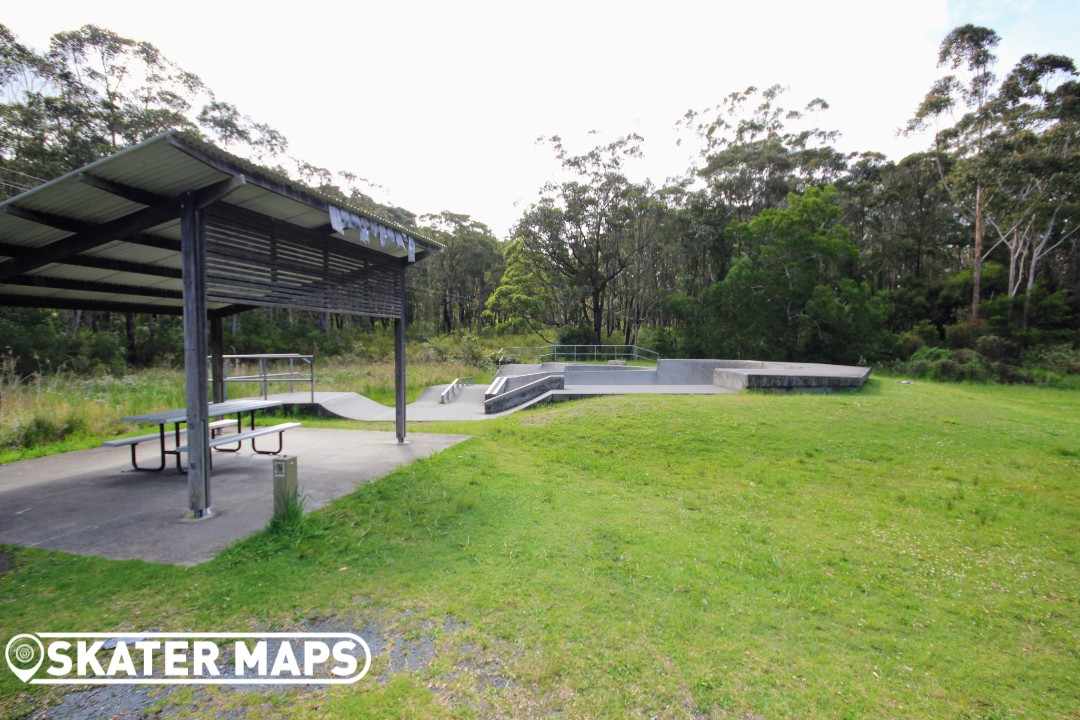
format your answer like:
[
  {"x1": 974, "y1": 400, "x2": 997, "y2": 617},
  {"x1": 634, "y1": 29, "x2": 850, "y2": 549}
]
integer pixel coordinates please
[
  {"x1": 487, "y1": 25, "x2": 1079, "y2": 378},
  {"x1": 1, "y1": 24, "x2": 1077, "y2": 380}
]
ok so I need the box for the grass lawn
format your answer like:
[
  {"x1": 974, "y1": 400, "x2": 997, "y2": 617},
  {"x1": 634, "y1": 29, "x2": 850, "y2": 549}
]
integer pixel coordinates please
[{"x1": 1, "y1": 378, "x2": 1078, "y2": 718}]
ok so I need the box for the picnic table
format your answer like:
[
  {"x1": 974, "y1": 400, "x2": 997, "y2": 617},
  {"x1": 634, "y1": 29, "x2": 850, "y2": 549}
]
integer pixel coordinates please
[{"x1": 106, "y1": 399, "x2": 299, "y2": 472}]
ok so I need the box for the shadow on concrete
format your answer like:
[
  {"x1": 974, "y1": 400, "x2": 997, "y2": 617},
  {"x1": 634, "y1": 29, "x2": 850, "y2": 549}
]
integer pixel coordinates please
[{"x1": 0, "y1": 429, "x2": 470, "y2": 566}]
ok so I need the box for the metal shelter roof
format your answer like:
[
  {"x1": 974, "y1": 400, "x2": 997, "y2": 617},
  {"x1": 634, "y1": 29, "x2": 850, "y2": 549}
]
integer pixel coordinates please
[{"x1": 0, "y1": 131, "x2": 440, "y2": 317}]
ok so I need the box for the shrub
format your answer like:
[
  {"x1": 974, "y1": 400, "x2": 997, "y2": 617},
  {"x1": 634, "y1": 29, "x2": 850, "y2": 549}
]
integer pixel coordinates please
[
  {"x1": 909, "y1": 346, "x2": 954, "y2": 363},
  {"x1": 641, "y1": 326, "x2": 677, "y2": 359},
  {"x1": 455, "y1": 333, "x2": 487, "y2": 368},
  {"x1": 975, "y1": 335, "x2": 1019, "y2": 364},
  {"x1": 944, "y1": 321, "x2": 985, "y2": 349},
  {"x1": 957, "y1": 359, "x2": 989, "y2": 382},
  {"x1": 1023, "y1": 343, "x2": 1080, "y2": 375},
  {"x1": 897, "y1": 343, "x2": 1033, "y2": 384},
  {"x1": 911, "y1": 320, "x2": 941, "y2": 345},
  {"x1": 68, "y1": 330, "x2": 126, "y2": 375},
  {"x1": 555, "y1": 321, "x2": 597, "y2": 347},
  {"x1": 986, "y1": 361, "x2": 1029, "y2": 384},
  {"x1": 7, "y1": 413, "x2": 85, "y2": 449},
  {"x1": 891, "y1": 334, "x2": 920, "y2": 362},
  {"x1": 417, "y1": 338, "x2": 450, "y2": 363},
  {"x1": 416, "y1": 333, "x2": 489, "y2": 369}
]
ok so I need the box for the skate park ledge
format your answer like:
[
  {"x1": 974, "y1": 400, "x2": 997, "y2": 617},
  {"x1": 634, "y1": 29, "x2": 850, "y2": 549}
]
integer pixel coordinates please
[{"x1": 483, "y1": 359, "x2": 871, "y2": 414}]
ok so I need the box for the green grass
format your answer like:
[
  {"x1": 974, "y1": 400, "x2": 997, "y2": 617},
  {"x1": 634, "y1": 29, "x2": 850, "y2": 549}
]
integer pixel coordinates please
[{"x1": 1, "y1": 378, "x2": 1078, "y2": 718}]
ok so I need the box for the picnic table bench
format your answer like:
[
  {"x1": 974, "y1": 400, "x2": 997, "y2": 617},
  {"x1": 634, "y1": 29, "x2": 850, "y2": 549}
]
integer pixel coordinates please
[
  {"x1": 175, "y1": 422, "x2": 302, "y2": 455},
  {"x1": 104, "y1": 399, "x2": 299, "y2": 472},
  {"x1": 102, "y1": 418, "x2": 238, "y2": 471}
]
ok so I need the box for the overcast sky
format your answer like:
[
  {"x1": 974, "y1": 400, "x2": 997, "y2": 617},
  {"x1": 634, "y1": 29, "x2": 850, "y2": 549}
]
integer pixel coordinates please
[{"x1": 5, "y1": 0, "x2": 1080, "y2": 237}]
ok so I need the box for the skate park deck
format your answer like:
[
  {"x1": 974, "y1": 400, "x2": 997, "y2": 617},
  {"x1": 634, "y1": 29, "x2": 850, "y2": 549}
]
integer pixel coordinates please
[{"x1": 265, "y1": 359, "x2": 870, "y2": 421}]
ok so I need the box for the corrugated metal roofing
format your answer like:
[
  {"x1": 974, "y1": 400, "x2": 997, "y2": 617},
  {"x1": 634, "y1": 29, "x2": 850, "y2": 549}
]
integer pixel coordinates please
[{"x1": 0, "y1": 131, "x2": 439, "y2": 315}]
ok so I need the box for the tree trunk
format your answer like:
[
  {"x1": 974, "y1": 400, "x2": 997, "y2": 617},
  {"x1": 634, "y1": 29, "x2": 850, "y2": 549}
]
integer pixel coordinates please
[
  {"x1": 442, "y1": 295, "x2": 453, "y2": 333},
  {"x1": 1022, "y1": 284, "x2": 1033, "y2": 331},
  {"x1": 972, "y1": 184, "x2": 984, "y2": 322},
  {"x1": 592, "y1": 290, "x2": 603, "y2": 343}
]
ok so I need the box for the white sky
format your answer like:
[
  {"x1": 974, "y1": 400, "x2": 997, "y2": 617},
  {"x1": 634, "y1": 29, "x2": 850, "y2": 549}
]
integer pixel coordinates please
[{"x1": 5, "y1": 0, "x2": 1080, "y2": 237}]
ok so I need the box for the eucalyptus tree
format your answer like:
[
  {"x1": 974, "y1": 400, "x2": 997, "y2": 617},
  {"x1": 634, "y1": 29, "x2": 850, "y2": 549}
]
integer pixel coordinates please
[
  {"x1": 418, "y1": 211, "x2": 504, "y2": 333},
  {"x1": 885, "y1": 153, "x2": 962, "y2": 283},
  {"x1": 908, "y1": 24, "x2": 1001, "y2": 321},
  {"x1": 485, "y1": 236, "x2": 581, "y2": 338},
  {"x1": 1, "y1": 23, "x2": 207, "y2": 177},
  {"x1": 911, "y1": 25, "x2": 1080, "y2": 330},
  {"x1": 981, "y1": 53, "x2": 1079, "y2": 328},
  {"x1": 0, "y1": 23, "x2": 288, "y2": 185},
  {"x1": 846, "y1": 152, "x2": 963, "y2": 292},
  {"x1": 604, "y1": 183, "x2": 672, "y2": 344},
  {"x1": 705, "y1": 186, "x2": 886, "y2": 363},
  {"x1": 834, "y1": 151, "x2": 891, "y2": 287},
  {"x1": 495, "y1": 134, "x2": 659, "y2": 342},
  {"x1": 684, "y1": 84, "x2": 849, "y2": 224}
]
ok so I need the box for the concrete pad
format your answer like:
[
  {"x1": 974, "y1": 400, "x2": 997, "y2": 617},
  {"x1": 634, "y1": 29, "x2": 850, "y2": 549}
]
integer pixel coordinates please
[{"x1": 0, "y1": 428, "x2": 470, "y2": 566}]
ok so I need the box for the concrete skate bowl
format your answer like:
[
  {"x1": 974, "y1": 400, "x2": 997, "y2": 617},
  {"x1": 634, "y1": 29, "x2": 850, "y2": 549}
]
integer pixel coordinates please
[{"x1": 483, "y1": 359, "x2": 871, "y2": 414}]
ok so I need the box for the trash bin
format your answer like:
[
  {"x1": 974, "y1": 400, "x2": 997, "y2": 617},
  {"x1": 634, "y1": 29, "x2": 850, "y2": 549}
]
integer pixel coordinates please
[{"x1": 272, "y1": 455, "x2": 298, "y2": 517}]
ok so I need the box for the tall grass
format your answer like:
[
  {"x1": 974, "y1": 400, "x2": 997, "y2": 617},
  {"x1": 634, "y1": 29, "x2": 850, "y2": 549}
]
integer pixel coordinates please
[{"x1": 0, "y1": 350, "x2": 187, "y2": 458}]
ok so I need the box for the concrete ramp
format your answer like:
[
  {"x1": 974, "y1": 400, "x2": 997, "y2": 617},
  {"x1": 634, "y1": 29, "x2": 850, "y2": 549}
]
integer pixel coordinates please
[
  {"x1": 321, "y1": 393, "x2": 397, "y2": 420},
  {"x1": 267, "y1": 387, "x2": 495, "y2": 421}
]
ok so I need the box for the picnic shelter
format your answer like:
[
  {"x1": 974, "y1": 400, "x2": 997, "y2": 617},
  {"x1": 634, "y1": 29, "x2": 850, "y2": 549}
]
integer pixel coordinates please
[{"x1": 0, "y1": 131, "x2": 441, "y2": 517}]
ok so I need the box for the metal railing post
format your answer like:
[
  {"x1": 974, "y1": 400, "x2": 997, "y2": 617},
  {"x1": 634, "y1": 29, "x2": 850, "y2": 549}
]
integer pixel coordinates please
[{"x1": 487, "y1": 344, "x2": 657, "y2": 366}]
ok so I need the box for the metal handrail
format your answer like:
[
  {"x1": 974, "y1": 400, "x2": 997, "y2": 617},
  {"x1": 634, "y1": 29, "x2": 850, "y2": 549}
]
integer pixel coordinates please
[
  {"x1": 440, "y1": 376, "x2": 474, "y2": 404},
  {"x1": 210, "y1": 353, "x2": 316, "y2": 402},
  {"x1": 496, "y1": 345, "x2": 659, "y2": 365}
]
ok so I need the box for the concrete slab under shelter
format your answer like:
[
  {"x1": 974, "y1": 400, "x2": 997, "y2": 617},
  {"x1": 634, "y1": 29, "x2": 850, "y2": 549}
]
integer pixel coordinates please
[{"x1": 0, "y1": 429, "x2": 470, "y2": 566}]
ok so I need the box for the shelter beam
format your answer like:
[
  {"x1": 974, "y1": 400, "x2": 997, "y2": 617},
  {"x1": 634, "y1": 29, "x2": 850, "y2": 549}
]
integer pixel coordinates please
[
  {"x1": 50, "y1": 254, "x2": 183, "y2": 279},
  {"x1": 2, "y1": 205, "x2": 91, "y2": 233},
  {"x1": 0, "y1": 293, "x2": 185, "y2": 315},
  {"x1": 3, "y1": 275, "x2": 183, "y2": 300},
  {"x1": 0, "y1": 175, "x2": 245, "y2": 283},
  {"x1": 77, "y1": 173, "x2": 168, "y2": 206}
]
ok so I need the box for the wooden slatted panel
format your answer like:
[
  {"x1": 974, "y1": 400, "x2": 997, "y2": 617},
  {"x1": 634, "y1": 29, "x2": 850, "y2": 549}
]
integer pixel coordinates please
[{"x1": 204, "y1": 204, "x2": 403, "y2": 318}]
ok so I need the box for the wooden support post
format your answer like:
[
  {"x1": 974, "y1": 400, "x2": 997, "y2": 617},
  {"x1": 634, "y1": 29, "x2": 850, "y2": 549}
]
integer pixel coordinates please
[
  {"x1": 181, "y1": 193, "x2": 212, "y2": 517},
  {"x1": 210, "y1": 316, "x2": 225, "y2": 403},
  {"x1": 395, "y1": 272, "x2": 407, "y2": 444}
]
